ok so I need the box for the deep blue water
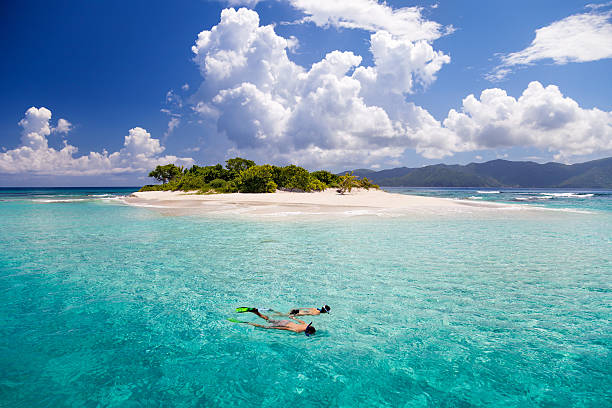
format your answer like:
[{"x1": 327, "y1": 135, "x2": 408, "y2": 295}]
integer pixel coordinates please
[{"x1": 0, "y1": 187, "x2": 610, "y2": 407}]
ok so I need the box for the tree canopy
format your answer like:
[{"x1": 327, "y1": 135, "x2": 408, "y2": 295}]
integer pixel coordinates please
[
  {"x1": 140, "y1": 157, "x2": 379, "y2": 194},
  {"x1": 148, "y1": 164, "x2": 183, "y2": 184}
]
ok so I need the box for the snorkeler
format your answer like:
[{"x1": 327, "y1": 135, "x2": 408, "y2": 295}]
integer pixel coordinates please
[
  {"x1": 288, "y1": 305, "x2": 330, "y2": 316},
  {"x1": 230, "y1": 308, "x2": 316, "y2": 335}
]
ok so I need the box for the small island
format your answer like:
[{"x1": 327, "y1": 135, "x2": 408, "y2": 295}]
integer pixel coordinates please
[{"x1": 125, "y1": 158, "x2": 541, "y2": 218}]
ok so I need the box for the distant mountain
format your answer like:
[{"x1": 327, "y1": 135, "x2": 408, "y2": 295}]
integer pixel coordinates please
[{"x1": 346, "y1": 157, "x2": 612, "y2": 188}]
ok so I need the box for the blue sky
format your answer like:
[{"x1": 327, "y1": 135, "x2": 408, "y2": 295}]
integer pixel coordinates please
[{"x1": 1, "y1": 0, "x2": 611, "y2": 185}]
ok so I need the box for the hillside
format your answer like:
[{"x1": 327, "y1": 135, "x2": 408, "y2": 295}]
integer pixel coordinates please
[{"x1": 347, "y1": 157, "x2": 612, "y2": 188}]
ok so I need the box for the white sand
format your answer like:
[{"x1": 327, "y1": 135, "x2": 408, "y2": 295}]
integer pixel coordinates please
[{"x1": 122, "y1": 188, "x2": 554, "y2": 219}]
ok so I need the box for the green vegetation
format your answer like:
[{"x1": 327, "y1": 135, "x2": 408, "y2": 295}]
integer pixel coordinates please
[
  {"x1": 140, "y1": 158, "x2": 380, "y2": 194},
  {"x1": 148, "y1": 164, "x2": 183, "y2": 184},
  {"x1": 336, "y1": 172, "x2": 379, "y2": 194}
]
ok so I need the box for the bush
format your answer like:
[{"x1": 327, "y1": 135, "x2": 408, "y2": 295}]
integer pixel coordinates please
[
  {"x1": 187, "y1": 164, "x2": 231, "y2": 182},
  {"x1": 198, "y1": 184, "x2": 213, "y2": 194},
  {"x1": 356, "y1": 177, "x2": 380, "y2": 190},
  {"x1": 162, "y1": 180, "x2": 180, "y2": 191},
  {"x1": 311, "y1": 170, "x2": 340, "y2": 185},
  {"x1": 139, "y1": 184, "x2": 163, "y2": 192},
  {"x1": 221, "y1": 180, "x2": 239, "y2": 193},
  {"x1": 307, "y1": 178, "x2": 327, "y2": 191},
  {"x1": 240, "y1": 165, "x2": 277, "y2": 193},
  {"x1": 277, "y1": 165, "x2": 311, "y2": 191},
  {"x1": 175, "y1": 173, "x2": 207, "y2": 191},
  {"x1": 209, "y1": 178, "x2": 227, "y2": 189}
]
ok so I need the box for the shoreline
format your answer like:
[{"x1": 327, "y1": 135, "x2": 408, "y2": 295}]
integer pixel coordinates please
[{"x1": 122, "y1": 188, "x2": 570, "y2": 219}]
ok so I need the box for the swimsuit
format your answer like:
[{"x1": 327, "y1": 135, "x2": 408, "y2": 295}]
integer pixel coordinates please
[{"x1": 267, "y1": 319, "x2": 291, "y2": 327}]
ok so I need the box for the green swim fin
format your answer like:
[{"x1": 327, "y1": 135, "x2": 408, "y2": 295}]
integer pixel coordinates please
[
  {"x1": 227, "y1": 318, "x2": 245, "y2": 323},
  {"x1": 235, "y1": 307, "x2": 256, "y2": 313}
]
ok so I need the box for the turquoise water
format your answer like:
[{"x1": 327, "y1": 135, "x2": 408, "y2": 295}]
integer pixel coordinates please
[{"x1": 0, "y1": 188, "x2": 610, "y2": 407}]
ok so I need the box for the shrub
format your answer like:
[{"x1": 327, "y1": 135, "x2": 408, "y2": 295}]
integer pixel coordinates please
[
  {"x1": 198, "y1": 184, "x2": 213, "y2": 194},
  {"x1": 239, "y1": 165, "x2": 278, "y2": 193},
  {"x1": 187, "y1": 164, "x2": 231, "y2": 182},
  {"x1": 337, "y1": 172, "x2": 358, "y2": 194},
  {"x1": 356, "y1": 177, "x2": 380, "y2": 190},
  {"x1": 307, "y1": 178, "x2": 327, "y2": 191},
  {"x1": 139, "y1": 184, "x2": 163, "y2": 192},
  {"x1": 175, "y1": 173, "x2": 207, "y2": 191},
  {"x1": 209, "y1": 178, "x2": 227, "y2": 189},
  {"x1": 221, "y1": 180, "x2": 239, "y2": 193},
  {"x1": 277, "y1": 165, "x2": 311, "y2": 191},
  {"x1": 311, "y1": 170, "x2": 340, "y2": 185}
]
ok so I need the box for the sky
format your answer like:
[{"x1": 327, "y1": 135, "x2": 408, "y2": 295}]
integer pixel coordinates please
[{"x1": 1, "y1": 0, "x2": 611, "y2": 186}]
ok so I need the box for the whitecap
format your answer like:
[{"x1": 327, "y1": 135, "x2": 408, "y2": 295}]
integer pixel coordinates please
[{"x1": 539, "y1": 192, "x2": 594, "y2": 198}]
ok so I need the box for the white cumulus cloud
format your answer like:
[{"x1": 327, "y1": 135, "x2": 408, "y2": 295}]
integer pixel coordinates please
[
  {"x1": 0, "y1": 107, "x2": 193, "y2": 176},
  {"x1": 443, "y1": 81, "x2": 612, "y2": 160},
  {"x1": 188, "y1": 7, "x2": 612, "y2": 167},
  {"x1": 287, "y1": 0, "x2": 452, "y2": 42},
  {"x1": 191, "y1": 7, "x2": 451, "y2": 167},
  {"x1": 489, "y1": 7, "x2": 612, "y2": 80},
  {"x1": 54, "y1": 118, "x2": 72, "y2": 134}
]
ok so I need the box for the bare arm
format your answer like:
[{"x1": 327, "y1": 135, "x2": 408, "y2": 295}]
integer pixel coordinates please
[{"x1": 288, "y1": 316, "x2": 306, "y2": 324}]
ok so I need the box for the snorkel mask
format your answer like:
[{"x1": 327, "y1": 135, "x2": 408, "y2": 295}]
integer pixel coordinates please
[
  {"x1": 318, "y1": 305, "x2": 331, "y2": 314},
  {"x1": 305, "y1": 322, "x2": 314, "y2": 336}
]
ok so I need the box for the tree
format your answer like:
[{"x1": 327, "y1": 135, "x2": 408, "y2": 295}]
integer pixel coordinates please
[
  {"x1": 311, "y1": 170, "x2": 340, "y2": 186},
  {"x1": 239, "y1": 165, "x2": 277, "y2": 193},
  {"x1": 148, "y1": 164, "x2": 183, "y2": 184},
  {"x1": 187, "y1": 164, "x2": 230, "y2": 182},
  {"x1": 277, "y1": 165, "x2": 311, "y2": 191},
  {"x1": 225, "y1": 157, "x2": 256, "y2": 179},
  {"x1": 337, "y1": 172, "x2": 358, "y2": 194}
]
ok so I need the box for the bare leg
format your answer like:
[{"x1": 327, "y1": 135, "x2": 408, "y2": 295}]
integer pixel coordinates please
[{"x1": 249, "y1": 308, "x2": 269, "y2": 321}]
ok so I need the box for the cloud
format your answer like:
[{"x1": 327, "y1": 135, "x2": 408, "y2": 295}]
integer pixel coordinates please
[
  {"x1": 0, "y1": 107, "x2": 193, "y2": 176},
  {"x1": 225, "y1": 0, "x2": 261, "y2": 7},
  {"x1": 54, "y1": 118, "x2": 72, "y2": 134},
  {"x1": 181, "y1": 83, "x2": 190, "y2": 91},
  {"x1": 164, "y1": 117, "x2": 181, "y2": 138},
  {"x1": 286, "y1": 0, "x2": 452, "y2": 41},
  {"x1": 443, "y1": 81, "x2": 612, "y2": 160},
  {"x1": 189, "y1": 8, "x2": 611, "y2": 167},
  {"x1": 489, "y1": 7, "x2": 612, "y2": 80},
  {"x1": 191, "y1": 7, "x2": 452, "y2": 167}
]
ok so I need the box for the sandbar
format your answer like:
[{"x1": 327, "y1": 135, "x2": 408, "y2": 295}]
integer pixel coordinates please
[{"x1": 122, "y1": 189, "x2": 572, "y2": 219}]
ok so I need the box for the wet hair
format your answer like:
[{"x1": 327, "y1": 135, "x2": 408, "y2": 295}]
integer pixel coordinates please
[
  {"x1": 305, "y1": 324, "x2": 316, "y2": 335},
  {"x1": 324, "y1": 305, "x2": 331, "y2": 312}
]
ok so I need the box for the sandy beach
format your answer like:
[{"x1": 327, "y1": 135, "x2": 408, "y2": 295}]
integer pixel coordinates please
[{"x1": 122, "y1": 188, "x2": 550, "y2": 218}]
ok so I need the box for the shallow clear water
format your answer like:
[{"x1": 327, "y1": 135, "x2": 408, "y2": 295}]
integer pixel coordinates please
[{"x1": 0, "y1": 188, "x2": 610, "y2": 407}]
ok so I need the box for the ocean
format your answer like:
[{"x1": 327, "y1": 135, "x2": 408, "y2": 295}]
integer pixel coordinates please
[{"x1": 0, "y1": 187, "x2": 610, "y2": 407}]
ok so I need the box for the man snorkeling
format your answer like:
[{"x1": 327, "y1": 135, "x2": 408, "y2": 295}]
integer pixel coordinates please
[
  {"x1": 231, "y1": 308, "x2": 316, "y2": 336},
  {"x1": 288, "y1": 305, "x2": 331, "y2": 316}
]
